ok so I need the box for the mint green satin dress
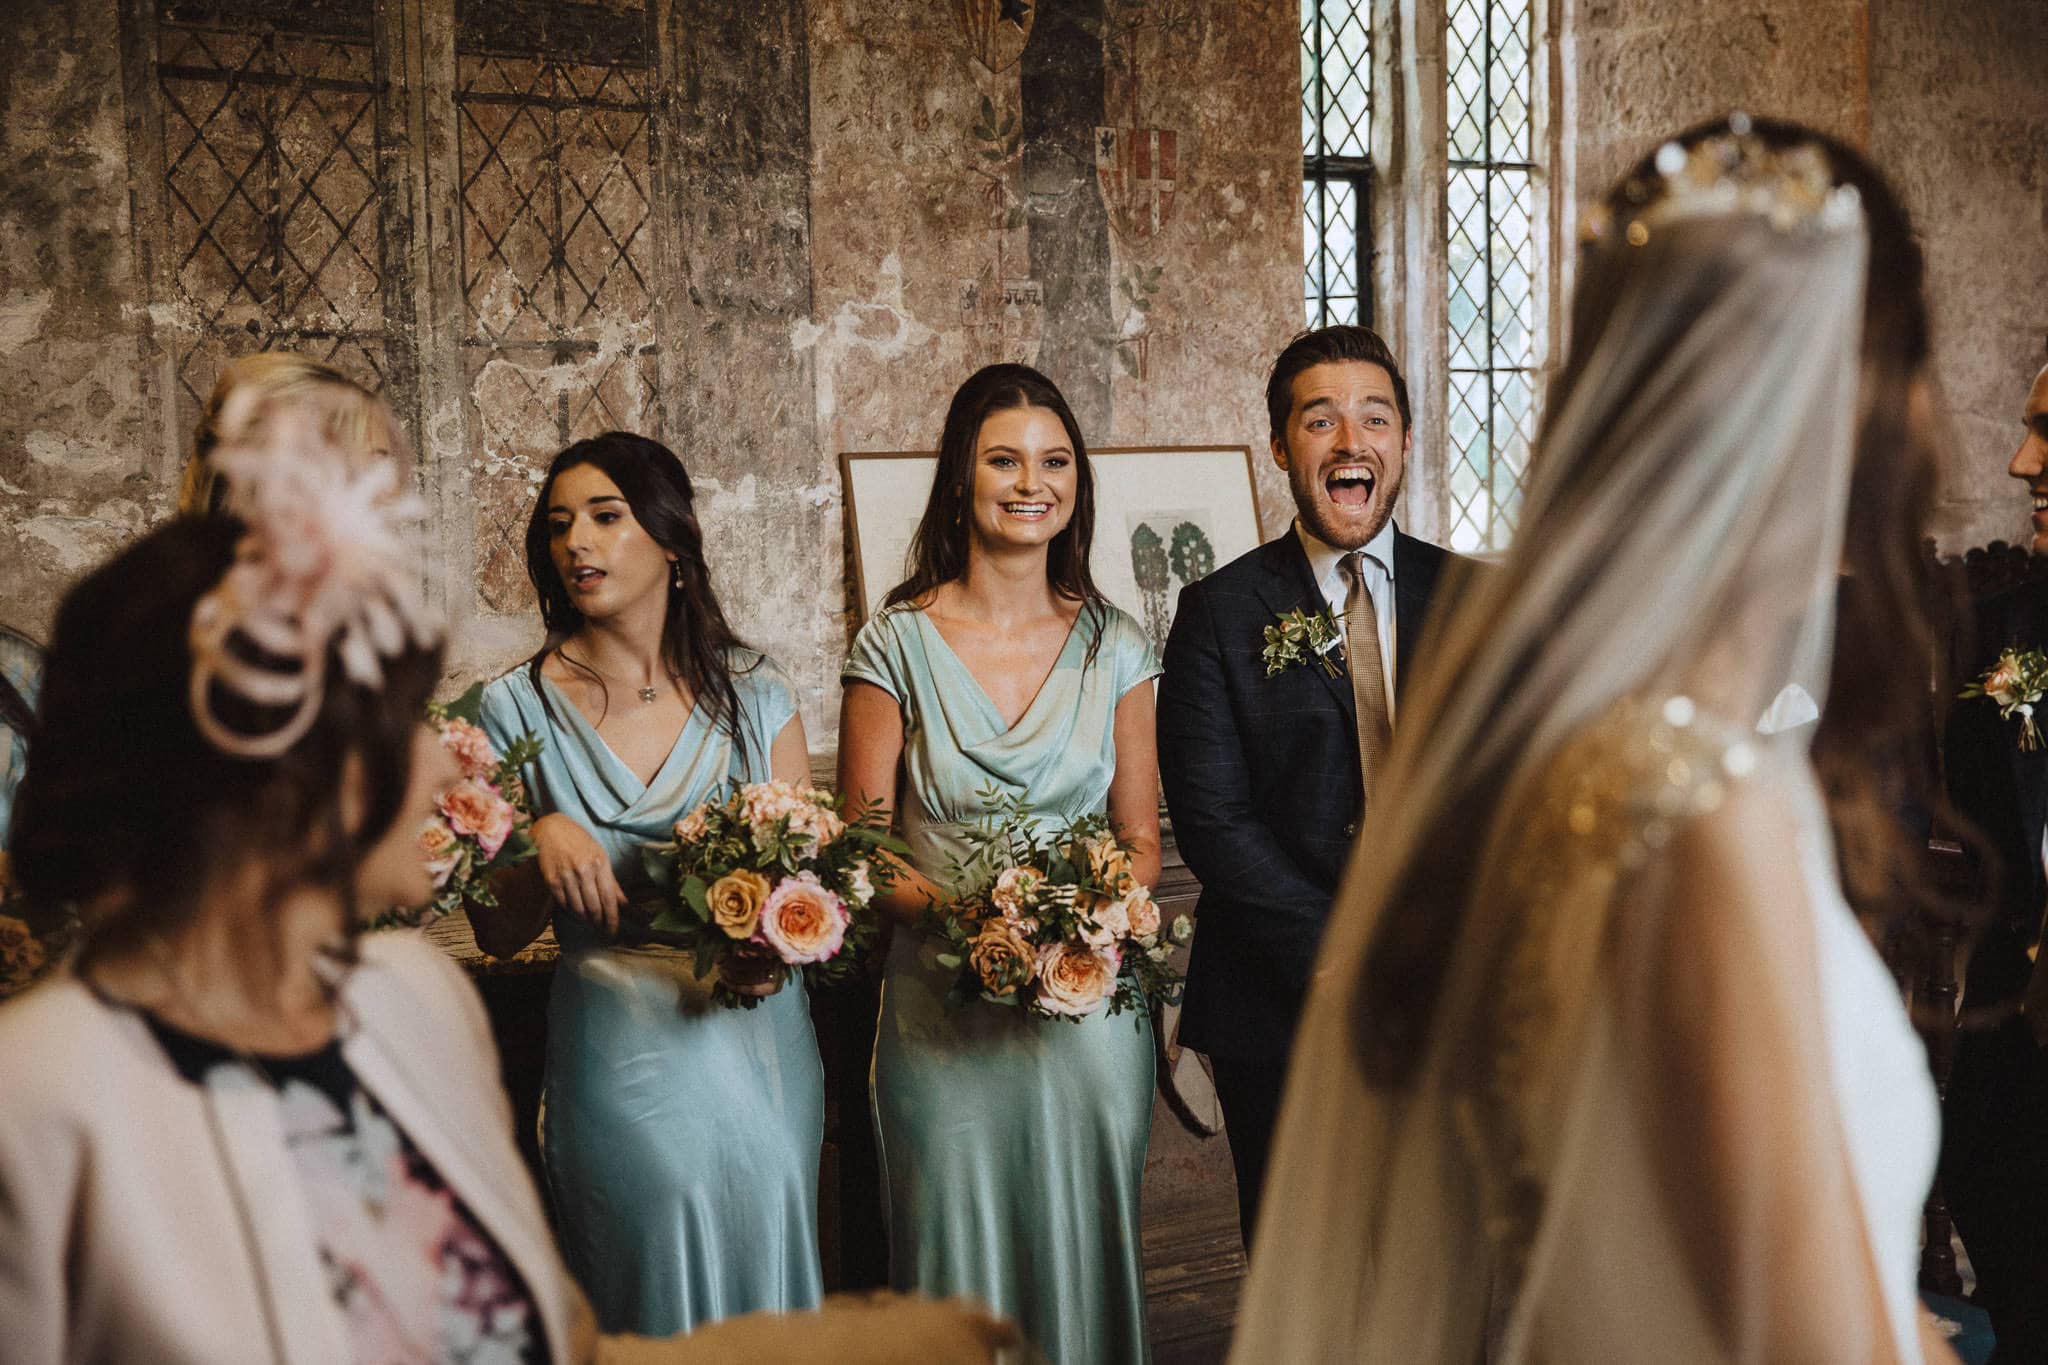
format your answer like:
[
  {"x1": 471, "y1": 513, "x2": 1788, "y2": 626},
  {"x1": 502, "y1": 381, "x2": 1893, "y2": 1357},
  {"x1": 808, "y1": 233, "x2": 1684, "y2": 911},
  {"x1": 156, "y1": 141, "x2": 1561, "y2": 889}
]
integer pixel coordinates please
[
  {"x1": 0, "y1": 627, "x2": 42, "y2": 848},
  {"x1": 479, "y1": 652, "x2": 824, "y2": 1336},
  {"x1": 843, "y1": 605, "x2": 1161, "y2": 1365}
]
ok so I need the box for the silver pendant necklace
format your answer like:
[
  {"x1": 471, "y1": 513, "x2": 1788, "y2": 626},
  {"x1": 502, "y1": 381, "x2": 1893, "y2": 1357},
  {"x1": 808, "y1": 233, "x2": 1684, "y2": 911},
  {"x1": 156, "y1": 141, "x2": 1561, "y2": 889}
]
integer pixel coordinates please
[{"x1": 562, "y1": 648, "x2": 671, "y2": 705}]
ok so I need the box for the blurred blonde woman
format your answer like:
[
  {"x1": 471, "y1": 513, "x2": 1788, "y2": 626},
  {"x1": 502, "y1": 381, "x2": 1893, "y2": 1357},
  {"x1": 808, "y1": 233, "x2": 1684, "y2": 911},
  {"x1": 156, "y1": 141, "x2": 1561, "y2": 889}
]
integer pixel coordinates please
[{"x1": 177, "y1": 352, "x2": 393, "y2": 515}]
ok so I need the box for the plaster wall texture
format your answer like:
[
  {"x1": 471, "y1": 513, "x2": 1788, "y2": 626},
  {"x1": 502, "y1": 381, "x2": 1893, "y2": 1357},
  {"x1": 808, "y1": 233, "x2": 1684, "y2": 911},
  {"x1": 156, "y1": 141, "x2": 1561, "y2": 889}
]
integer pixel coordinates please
[
  {"x1": 1869, "y1": 0, "x2": 2048, "y2": 553},
  {"x1": 0, "y1": 0, "x2": 1302, "y2": 745},
  {"x1": 1570, "y1": 0, "x2": 2048, "y2": 555},
  {"x1": 0, "y1": 1, "x2": 167, "y2": 633}
]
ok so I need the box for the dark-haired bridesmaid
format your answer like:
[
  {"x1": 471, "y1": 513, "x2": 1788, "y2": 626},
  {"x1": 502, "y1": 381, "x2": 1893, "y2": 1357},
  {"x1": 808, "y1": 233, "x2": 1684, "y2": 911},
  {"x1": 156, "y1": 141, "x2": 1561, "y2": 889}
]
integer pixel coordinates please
[
  {"x1": 475, "y1": 432, "x2": 825, "y2": 1335},
  {"x1": 838, "y1": 365, "x2": 1163, "y2": 1363}
]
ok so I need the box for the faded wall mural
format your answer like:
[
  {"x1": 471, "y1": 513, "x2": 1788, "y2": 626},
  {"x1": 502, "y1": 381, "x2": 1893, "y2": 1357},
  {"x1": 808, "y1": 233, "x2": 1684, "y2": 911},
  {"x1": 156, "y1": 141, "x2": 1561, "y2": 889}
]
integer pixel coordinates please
[{"x1": 0, "y1": 0, "x2": 1301, "y2": 737}]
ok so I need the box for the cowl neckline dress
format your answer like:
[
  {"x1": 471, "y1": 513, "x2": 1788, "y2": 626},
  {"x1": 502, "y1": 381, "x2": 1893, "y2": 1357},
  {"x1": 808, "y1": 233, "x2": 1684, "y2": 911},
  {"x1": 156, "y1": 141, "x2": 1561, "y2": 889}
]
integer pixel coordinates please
[
  {"x1": 479, "y1": 655, "x2": 824, "y2": 1337},
  {"x1": 843, "y1": 604, "x2": 1162, "y2": 1365}
]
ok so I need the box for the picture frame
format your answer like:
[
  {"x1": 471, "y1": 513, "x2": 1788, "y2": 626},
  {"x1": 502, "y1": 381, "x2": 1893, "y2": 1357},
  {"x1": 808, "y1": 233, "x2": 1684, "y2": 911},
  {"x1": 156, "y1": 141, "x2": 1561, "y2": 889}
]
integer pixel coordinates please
[{"x1": 840, "y1": 445, "x2": 1264, "y2": 655}]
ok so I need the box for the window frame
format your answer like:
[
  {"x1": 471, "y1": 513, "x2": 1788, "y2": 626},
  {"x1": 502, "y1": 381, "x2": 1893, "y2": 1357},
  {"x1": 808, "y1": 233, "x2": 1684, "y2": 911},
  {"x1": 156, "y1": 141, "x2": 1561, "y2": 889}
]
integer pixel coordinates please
[{"x1": 1302, "y1": 3, "x2": 1376, "y2": 330}]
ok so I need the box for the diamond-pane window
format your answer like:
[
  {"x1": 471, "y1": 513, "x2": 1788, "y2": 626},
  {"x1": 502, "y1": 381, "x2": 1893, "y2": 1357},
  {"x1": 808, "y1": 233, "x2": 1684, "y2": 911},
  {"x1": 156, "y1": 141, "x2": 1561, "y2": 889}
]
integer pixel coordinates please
[
  {"x1": 155, "y1": 10, "x2": 397, "y2": 430},
  {"x1": 1302, "y1": 2, "x2": 1373, "y2": 328},
  {"x1": 456, "y1": 5, "x2": 664, "y2": 611},
  {"x1": 1446, "y1": 0, "x2": 1540, "y2": 552}
]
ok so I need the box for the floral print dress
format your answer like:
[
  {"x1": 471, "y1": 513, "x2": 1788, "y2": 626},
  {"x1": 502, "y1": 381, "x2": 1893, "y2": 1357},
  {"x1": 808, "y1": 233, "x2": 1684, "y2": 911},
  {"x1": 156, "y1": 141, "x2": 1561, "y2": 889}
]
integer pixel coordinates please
[{"x1": 148, "y1": 1018, "x2": 547, "y2": 1365}]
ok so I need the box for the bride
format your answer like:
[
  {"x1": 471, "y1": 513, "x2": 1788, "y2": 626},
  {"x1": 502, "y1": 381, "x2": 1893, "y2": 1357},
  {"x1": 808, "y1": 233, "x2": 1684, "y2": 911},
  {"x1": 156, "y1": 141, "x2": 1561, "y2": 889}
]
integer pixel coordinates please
[{"x1": 1230, "y1": 118, "x2": 1956, "y2": 1362}]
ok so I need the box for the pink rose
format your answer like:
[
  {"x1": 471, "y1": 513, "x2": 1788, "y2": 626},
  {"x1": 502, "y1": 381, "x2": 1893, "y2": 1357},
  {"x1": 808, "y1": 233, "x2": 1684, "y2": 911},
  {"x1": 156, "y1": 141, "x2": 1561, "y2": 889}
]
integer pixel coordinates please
[
  {"x1": 758, "y1": 872, "x2": 850, "y2": 965},
  {"x1": 1123, "y1": 886, "x2": 1161, "y2": 942},
  {"x1": 418, "y1": 818, "x2": 466, "y2": 888},
  {"x1": 440, "y1": 780, "x2": 516, "y2": 859},
  {"x1": 437, "y1": 718, "x2": 500, "y2": 782},
  {"x1": 1076, "y1": 891, "x2": 1129, "y2": 949},
  {"x1": 1034, "y1": 940, "x2": 1120, "y2": 1017}
]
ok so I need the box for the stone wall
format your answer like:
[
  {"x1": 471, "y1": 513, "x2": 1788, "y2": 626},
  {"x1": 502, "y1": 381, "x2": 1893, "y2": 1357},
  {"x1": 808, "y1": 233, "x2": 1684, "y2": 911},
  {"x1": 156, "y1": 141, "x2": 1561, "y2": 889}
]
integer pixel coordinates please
[
  {"x1": 7, "y1": 0, "x2": 2044, "y2": 698},
  {"x1": 0, "y1": 0, "x2": 1301, "y2": 740},
  {"x1": 1571, "y1": 0, "x2": 2048, "y2": 554}
]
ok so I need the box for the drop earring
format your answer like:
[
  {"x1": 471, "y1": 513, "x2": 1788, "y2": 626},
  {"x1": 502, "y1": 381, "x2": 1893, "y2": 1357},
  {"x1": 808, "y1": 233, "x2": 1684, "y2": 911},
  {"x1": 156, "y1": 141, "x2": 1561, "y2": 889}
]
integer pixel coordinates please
[{"x1": 671, "y1": 560, "x2": 683, "y2": 591}]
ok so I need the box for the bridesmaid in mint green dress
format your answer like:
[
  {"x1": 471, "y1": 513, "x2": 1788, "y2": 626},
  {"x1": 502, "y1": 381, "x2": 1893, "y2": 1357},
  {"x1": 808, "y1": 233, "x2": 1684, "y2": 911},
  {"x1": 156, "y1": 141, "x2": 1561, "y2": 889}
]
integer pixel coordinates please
[
  {"x1": 839, "y1": 366, "x2": 1162, "y2": 1364},
  {"x1": 477, "y1": 433, "x2": 824, "y2": 1336}
]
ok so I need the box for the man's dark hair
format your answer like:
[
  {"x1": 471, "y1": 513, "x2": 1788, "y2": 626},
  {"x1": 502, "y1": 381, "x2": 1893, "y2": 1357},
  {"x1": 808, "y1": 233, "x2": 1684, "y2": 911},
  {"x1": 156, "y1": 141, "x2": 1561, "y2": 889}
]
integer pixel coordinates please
[{"x1": 1265, "y1": 324, "x2": 1413, "y2": 443}]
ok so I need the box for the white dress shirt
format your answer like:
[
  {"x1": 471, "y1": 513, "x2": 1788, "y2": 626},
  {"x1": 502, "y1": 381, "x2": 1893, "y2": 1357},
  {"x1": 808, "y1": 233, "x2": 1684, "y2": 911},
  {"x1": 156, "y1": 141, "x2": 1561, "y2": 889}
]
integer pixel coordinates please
[{"x1": 1296, "y1": 517, "x2": 1398, "y2": 722}]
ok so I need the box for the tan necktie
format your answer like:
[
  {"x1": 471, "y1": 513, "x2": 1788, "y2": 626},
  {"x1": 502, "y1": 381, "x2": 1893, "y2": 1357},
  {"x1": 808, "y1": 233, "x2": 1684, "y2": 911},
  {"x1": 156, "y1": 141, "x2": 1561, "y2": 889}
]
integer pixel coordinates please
[{"x1": 1344, "y1": 551, "x2": 1393, "y2": 800}]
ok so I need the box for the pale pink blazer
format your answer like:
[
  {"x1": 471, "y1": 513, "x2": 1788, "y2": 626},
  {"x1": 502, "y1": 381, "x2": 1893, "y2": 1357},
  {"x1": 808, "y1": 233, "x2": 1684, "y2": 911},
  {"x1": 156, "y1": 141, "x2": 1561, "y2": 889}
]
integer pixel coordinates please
[{"x1": 0, "y1": 932, "x2": 600, "y2": 1364}]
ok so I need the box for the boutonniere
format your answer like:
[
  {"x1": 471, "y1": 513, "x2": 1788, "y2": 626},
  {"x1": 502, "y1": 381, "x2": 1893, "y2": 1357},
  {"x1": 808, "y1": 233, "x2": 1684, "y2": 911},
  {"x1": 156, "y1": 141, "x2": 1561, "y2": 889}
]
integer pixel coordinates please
[
  {"x1": 1961, "y1": 646, "x2": 2048, "y2": 751},
  {"x1": 1262, "y1": 607, "x2": 1342, "y2": 678}
]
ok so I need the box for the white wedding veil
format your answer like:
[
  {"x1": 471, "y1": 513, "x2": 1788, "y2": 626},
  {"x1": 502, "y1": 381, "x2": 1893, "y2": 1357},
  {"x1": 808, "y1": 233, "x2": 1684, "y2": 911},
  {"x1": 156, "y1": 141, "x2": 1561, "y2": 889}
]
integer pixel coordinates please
[{"x1": 1230, "y1": 127, "x2": 1892, "y2": 1362}]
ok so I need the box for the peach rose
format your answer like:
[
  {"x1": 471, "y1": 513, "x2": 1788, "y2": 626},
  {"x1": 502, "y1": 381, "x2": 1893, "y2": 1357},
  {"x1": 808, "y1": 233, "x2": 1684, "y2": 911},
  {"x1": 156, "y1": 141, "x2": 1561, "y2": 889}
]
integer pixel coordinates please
[
  {"x1": 1987, "y1": 661, "x2": 2025, "y2": 708},
  {"x1": 1034, "y1": 940, "x2": 1120, "y2": 1017},
  {"x1": 418, "y1": 818, "x2": 466, "y2": 889},
  {"x1": 1123, "y1": 886, "x2": 1161, "y2": 942},
  {"x1": 990, "y1": 866, "x2": 1044, "y2": 918},
  {"x1": 968, "y1": 920, "x2": 1036, "y2": 998},
  {"x1": 673, "y1": 804, "x2": 714, "y2": 845},
  {"x1": 440, "y1": 780, "x2": 516, "y2": 859},
  {"x1": 707, "y1": 869, "x2": 771, "y2": 940},
  {"x1": 758, "y1": 872, "x2": 850, "y2": 965},
  {"x1": 437, "y1": 717, "x2": 500, "y2": 781}
]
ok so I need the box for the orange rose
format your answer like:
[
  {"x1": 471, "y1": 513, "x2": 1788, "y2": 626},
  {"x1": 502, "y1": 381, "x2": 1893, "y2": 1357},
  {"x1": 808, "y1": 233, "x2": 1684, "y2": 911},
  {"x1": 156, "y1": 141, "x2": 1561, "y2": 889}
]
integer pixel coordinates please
[
  {"x1": 969, "y1": 920, "x2": 1036, "y2": 997},
  {"x1": 707, "y1": 870, "x2": 770, "y2": 939}
]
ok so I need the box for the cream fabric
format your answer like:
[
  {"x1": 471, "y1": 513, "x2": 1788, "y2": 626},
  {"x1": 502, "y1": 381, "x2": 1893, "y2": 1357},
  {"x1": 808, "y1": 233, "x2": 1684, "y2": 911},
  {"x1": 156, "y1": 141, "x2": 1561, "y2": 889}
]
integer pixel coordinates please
[{"x1": 0, "y1": 932, "x2": 599, "y2": 1365}]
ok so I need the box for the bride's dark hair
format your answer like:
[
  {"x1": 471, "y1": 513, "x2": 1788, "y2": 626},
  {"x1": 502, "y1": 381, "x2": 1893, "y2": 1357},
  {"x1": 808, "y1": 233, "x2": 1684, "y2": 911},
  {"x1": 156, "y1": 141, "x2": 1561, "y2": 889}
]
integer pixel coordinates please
[{"x1": 1354, "y1": 116, "x2": 1945, "y2": 1086}]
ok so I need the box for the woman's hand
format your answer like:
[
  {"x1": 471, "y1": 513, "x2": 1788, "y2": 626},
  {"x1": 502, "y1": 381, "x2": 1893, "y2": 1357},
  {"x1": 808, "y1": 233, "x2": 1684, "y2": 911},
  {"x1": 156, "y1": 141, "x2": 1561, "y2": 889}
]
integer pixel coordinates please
[
  {"x1": 532, "y1": 812, "x2": 626, "y2": 936},
  {"x1": 716, "y1": 941, "x2": 786, "y2": 999}
]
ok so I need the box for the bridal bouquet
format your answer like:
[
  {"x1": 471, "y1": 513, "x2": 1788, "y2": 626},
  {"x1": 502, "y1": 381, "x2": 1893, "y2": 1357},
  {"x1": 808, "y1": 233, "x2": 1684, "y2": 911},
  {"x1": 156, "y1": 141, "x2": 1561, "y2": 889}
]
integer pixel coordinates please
[
  {"x1": 1961, "y1": 646, "x2": 2048, "y2": 751},
  {"x1": 641, "y1": 781, "x2": 903, "y2": 1009},
  {"x1": 925, "y1": 790, "x2": 1191, "y2": 1024},
  {"x1": 380, "y1": 684, "x2": 542, "y2": 930}
]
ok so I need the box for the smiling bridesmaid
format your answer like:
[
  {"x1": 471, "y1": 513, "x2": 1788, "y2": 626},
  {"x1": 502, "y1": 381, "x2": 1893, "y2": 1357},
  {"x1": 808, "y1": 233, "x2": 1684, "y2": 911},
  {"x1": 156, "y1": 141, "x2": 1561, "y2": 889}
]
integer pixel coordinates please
[
  {"x1": 474, "y1": 432, "x2": 825, "y2": 1336},
  {"x1": 838, "y1": 365, "x2": 1163, "y2": 1364}
]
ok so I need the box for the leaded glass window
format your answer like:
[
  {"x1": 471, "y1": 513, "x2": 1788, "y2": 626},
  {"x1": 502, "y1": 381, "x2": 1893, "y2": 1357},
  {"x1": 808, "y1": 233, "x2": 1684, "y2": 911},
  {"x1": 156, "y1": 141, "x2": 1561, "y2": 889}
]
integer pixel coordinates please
[
  {"x1": 1301, "y1": 1, "x2": 1372, "y2": 327},
  {"x1": 155, "y1": 6, "x2": 399, "y2": 427},
  {"x1": 1446, "y1": 0, "x2": 1538, "y2": 552}
]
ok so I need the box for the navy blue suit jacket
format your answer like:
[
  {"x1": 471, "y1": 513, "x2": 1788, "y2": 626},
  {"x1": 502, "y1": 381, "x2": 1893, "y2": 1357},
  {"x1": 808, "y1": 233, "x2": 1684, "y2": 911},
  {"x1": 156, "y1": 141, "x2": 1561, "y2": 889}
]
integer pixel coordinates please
[
  {"x1": 1947, "y1": 584, "x2": 2048, "y2": 1010},
  {"x1": 1159, "y1": 528, "x2": 1464, "y2": 1061}
]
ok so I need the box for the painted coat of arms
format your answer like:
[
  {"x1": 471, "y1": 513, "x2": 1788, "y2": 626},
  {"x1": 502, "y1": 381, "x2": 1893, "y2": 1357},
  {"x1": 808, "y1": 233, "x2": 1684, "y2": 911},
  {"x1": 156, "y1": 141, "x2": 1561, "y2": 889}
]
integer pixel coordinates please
[
  {"x1": 1095, "y1": 126, "x2": 1179, "y2": 243},
  {"x1": 956, "y1": 0, "x2": 1035, "y2": 73}
]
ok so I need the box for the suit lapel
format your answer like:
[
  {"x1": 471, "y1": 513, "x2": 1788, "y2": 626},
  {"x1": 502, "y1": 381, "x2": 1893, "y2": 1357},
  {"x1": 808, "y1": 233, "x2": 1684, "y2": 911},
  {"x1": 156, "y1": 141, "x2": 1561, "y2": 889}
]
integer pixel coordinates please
[
  {"x1": 1392, "y1": 532, "x2": 1443, "y2": 706},
  {"x1": 1251, "y1": 534, "x2": 1357, "y2": 717}
]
